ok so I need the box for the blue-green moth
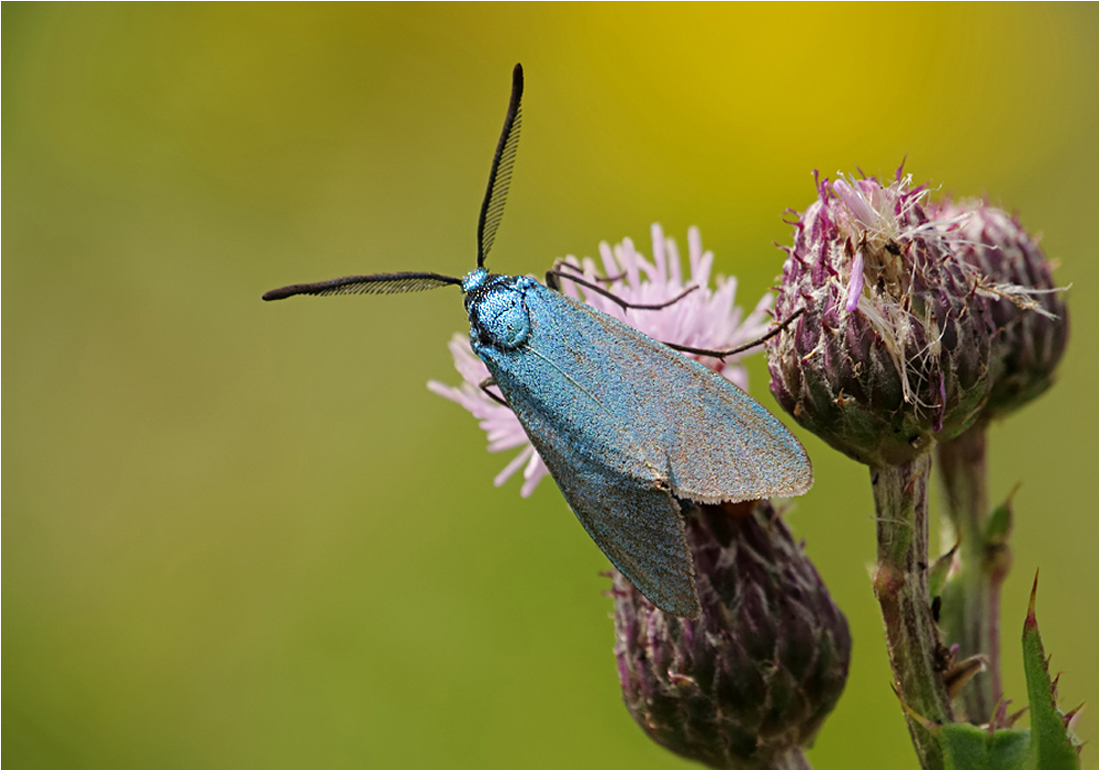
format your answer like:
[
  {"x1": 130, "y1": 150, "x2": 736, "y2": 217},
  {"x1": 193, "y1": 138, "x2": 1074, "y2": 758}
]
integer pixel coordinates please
[{"x1": 264, "y1": 64, "x2": 812, "y2": 618}]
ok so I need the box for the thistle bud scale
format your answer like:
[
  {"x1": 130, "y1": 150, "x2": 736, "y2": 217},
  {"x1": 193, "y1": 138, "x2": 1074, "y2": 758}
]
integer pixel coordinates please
[{"x1": 613, "y1": 501, "x2": 850, "y2": 769}]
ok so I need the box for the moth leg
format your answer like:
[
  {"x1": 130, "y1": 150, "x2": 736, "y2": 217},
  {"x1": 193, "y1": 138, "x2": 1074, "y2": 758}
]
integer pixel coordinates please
[
  {"x1": 479, "y1": 377, "x2": 510, "y2": 408},
  {"x1": 554, "y1": 260, "x2": 626, "y2": 284},
  {"x1": 547, "y1": 269, "x2": 698, "y2": 311},
  {"x1": 663, "y1": 308, "x2": 806, "y2": 360}
]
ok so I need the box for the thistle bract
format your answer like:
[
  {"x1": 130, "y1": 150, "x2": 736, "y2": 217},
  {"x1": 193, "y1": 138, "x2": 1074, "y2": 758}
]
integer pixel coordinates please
[
  {"x1": 767, "y1": 171, "x2": 995, "y2": 466},
  {"x1": 612, "y1": 501, "x2": 850, "y2": 769},
  {"x1": 933, "y1": 199, "x2": 1068, "y2": 420}
]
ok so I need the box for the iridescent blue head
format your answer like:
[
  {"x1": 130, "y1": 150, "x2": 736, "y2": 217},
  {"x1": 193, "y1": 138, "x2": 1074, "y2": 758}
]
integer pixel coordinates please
[{"x1": 464, "y1": 272, "x2": 537, "y2": 351}]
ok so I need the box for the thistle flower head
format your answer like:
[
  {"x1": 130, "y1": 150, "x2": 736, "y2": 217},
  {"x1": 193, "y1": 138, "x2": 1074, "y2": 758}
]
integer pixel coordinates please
[
  {"x1": 767, "y1": 169, "x2": 996, "y2": 466},
  {"x1": 613, "y1": 500, "x2": 851, "y2": 769},
  {"x1": 429, "y1": 224, "x2": 775, "y2": 495},
  {"x1": 932, "y1": 198, "x2": 1068, "y2": 420}
]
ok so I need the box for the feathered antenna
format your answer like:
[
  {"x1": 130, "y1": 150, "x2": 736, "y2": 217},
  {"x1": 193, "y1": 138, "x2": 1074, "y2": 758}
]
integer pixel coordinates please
[
  {"x1": 477, "y1": 63, "x2": 524, "y2": 268},
  {"x1": 263, "y1": 272, "x2": 463, "y2": 301}
]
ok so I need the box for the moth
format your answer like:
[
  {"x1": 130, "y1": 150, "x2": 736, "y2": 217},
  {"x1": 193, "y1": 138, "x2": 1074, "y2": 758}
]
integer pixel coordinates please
[{"x1": 264, "y1": 64, "x2": 812, "y2": 618}]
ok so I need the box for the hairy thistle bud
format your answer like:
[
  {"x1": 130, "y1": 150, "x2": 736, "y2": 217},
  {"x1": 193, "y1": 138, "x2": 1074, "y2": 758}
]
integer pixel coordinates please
[
  {"x1": 612, "y1": 500, "x2": 850, "y2": 769},
  {"x1": 933, "y1": 199, "x2": 1068, "y2": 420},
  {"x1": 767, "y1": 171, "x2": 995, "y2": 466}
]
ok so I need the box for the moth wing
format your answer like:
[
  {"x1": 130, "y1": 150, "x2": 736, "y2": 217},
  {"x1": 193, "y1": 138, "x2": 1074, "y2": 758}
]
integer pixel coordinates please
[
  {"x1": 507, "y1": 390, "x2": 700, "y2": 618},
  {"x1": 662, "y1": 357, "x2": 813, "y2": 504},
  {"x1": 563, "y1": 299, "x2": 814, "y2": 504},
  {"x1": 541, "y1": 449, "x2": 700, "y2": 619}
]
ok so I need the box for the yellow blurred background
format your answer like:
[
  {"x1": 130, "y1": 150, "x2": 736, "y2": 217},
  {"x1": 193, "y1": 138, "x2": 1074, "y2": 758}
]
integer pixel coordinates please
[{"x1": 4, "y1": 4, "x2": 1095, "y2": 768}]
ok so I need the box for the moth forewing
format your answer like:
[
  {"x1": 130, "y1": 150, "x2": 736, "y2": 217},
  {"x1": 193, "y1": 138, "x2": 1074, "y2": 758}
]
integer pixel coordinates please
[{"x1": 533, "y1": 290, "x2": 814, "y2": 505}]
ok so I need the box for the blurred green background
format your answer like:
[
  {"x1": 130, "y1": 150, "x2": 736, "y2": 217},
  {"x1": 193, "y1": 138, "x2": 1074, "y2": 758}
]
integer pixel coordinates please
[{"x1": 4, "y1": 4, "x2": 1096, "y2": 768}]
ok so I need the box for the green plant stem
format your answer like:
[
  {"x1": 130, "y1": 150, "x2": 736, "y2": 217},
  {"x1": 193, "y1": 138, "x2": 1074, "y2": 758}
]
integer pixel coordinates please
[
  {"x1": 936, "y1": 423, "x2": 999, "y2": 723},
  {"x1": 871, "y1": 455, "x2": 954, "y2": 769}
]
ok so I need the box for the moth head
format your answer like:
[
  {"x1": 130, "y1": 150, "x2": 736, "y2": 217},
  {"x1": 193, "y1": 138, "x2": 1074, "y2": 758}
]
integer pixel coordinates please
[{"x1": 469, "y1": 282, "x2": 532, "y2": 350}]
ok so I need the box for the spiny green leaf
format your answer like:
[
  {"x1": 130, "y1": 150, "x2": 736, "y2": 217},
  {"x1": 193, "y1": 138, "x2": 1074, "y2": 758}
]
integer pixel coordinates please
[{"x1": 1022, "y1": 573, "x2": 1081, "y2": 769}]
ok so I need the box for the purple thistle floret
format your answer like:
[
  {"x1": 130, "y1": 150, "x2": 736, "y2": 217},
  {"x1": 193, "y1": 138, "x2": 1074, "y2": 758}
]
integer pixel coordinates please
[
  {"x1": 767, "y1": 169, "x2": 997, "y2": 466},
  {"x1": 613, "y1": 500, "x2": 851, "y2": 769}
]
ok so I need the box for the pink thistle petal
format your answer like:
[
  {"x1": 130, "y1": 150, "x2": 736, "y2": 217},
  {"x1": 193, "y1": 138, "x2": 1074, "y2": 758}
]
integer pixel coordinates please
[
  {"x1": 651, "y1": 223, "x2": 667, "y2": 278},
  {"x1": 687, "y1": 226, "x2": 711, "y2": 288},
  {"x1": 520, "y1": 452, "x2": 550, "y2": 498},
  {"x1": 620, "y1": 237, "x2": 642, "y2": 289},
  {"x1": 494, "y1": 445, "x2": 535, "y2": 488},
  {"x1": 833, "y1": 179, "x2": 878, "y2": 229},
  {"x1": 845, "y1": 250, "x2": 865, "y2": 311}
]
